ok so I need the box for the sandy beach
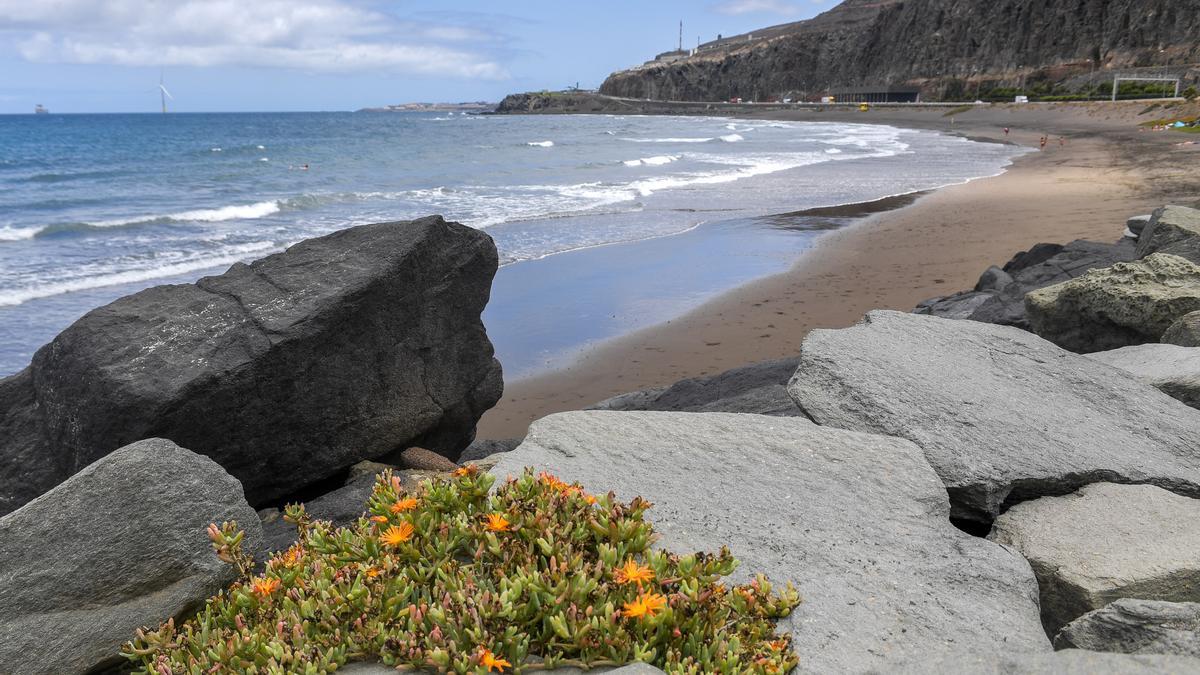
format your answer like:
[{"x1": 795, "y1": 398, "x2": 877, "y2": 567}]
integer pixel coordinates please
[{"x1": 478, "y1": 100, "x2": 1200, "y2": 439}]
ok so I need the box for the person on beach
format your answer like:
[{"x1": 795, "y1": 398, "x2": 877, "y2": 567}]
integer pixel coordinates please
[
  {"x1": 1004, "y1": 127, "x2": 1010, "y2": 136},
  {"x1": 1039, "y1": 136, "x2": 1047, "y2": 150}
]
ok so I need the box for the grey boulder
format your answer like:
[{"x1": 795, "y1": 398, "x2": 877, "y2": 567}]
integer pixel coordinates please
[
  {"x1": 1087, "y1": 344, "x2": 1200, "y2": 409},
  {"x1": 990, "y1": 483, "x2": 1200, "y2": 636},
  {"x1": 787, "y1": 311, "x2": 1200, "y2": 522},
  {"x1": 1055, "y1": 599, "x2": 1200, "y2": 657},
  {"x1": 1135, "y1": 205, "x2": 1200, "y2": 264},
  {"x1": 589, "y1": 357, "x2": 802, "y2": 416},
  {"x1": 1127, "y1": 214, "x2": 1153, "y2": 239},
  {"x1": 1163, "y1": 310, "x2": 1200, "y2": 347},
  {"x1": 888, "y1": 650, "x2": 1200, "y2": 674},
  {"x1": 1026, "y1": 253, "x2": 1200, "y2": 352},
  {"x1": 0, "y1": 216, "x2": 503, "y2": 516},
  {"x1": 0, "y1": 438, "x2": 261, "y2": 675},
  {"x1": 490, "y1": 411, "x2": 1050, "y2": 674}
]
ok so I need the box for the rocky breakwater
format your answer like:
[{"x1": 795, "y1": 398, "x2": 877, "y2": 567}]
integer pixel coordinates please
[{"x1": 0, "y1": 215, "x2": 503, "y2": 516}]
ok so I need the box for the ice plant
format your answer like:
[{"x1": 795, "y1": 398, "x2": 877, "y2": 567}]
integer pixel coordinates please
[
  {"x1": 483, "y1": 513, "x2": 511, "y2": 532},
  {"x1": 123, "y1": 468, "x2": 800, "y2": 674},
  {"x1": 380, "y1": 522, "x2": 414, "y2": 546},
  {"x1": 614, "y1": 559, "x2": 655, "y2": 587}
]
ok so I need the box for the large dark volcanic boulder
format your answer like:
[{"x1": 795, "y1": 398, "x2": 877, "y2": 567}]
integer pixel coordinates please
[
  {"x1": 0, "y1": 216, "x2": 503, "y2": 515},
  {"x1": 787, "y1": 311, "x2": 1200, "y2": 522},
  {"x1": 0, "y1": 438, "x2": 262, "y2": 675}
]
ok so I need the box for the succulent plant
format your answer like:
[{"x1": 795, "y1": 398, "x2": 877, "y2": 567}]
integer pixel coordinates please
[{"x1": 124, "y1": 467, "x2": 800, "y2": 674}]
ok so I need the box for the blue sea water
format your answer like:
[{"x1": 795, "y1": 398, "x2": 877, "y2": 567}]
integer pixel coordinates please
[{"x1": 0, "y1": 112, "x2": 1022, "y2": 377}]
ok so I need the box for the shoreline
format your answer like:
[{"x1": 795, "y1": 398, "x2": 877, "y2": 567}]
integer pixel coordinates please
[{"x1": 477, "y1": 101, "x2": 1200, "y2": 439}]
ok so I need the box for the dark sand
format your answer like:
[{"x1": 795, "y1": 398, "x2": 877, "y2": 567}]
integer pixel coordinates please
[{"x1": 478, "y1": 100, "x2": 1200, "y2": 439}]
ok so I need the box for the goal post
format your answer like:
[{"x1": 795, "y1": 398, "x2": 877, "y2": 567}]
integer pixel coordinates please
[{"x1": 1111, "y1": 74, "x2": 1181, "y2": 101}]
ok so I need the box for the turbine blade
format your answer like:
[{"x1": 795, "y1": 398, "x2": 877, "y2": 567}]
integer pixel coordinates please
[{"x1": 159, "y1": 84, "x2": 174, "y2": 99}]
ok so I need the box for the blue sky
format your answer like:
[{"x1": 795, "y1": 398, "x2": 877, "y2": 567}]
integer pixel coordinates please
[{"x1": 0, "y1": 0, "x2": 839, "y2": 113}]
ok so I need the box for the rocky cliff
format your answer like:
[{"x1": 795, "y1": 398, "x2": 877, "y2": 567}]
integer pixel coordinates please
[{"x1": 599, "y1": 0, "x2": 1200, "y2": 101}]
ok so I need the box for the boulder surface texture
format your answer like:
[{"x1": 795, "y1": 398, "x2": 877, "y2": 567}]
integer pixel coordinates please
[
  {"x1": 888, "y1": 649, "x2": 1200, "y2": 674},
  {"x1": 490, "y1": 411, "x2": 1050, "y2": 674},
  {"x1": 1087, "y1": 344, "x2": 1200, "y2": 409},
  {"x1": 1163, "y1": 310, "x2": 1200, "y2": 347},
  {"x1": 1055, "y1": 599, "x2": 1200, "y2": 657},
  {"x1": 0, "y1": 216, "x2": 503, "y2": 515},
  {"x1": 1026, "y1": 253, "x2": 1200, "y2": 352},
  {"x1": 787, "y1": 311, "x2": 1200, "y2": 522},
  {"x1": 990, "y1": 483, "x2": 1200, "y2": 636},
  {"x1": 1135, "y1": 205, "x2": 1200, "y2": 264},
  {"x1": 589, "y1": 357, "x2": 802, "y2": 416},
  {"x1": 0, "y1": 438, "x2": 262, "y2": 675}
]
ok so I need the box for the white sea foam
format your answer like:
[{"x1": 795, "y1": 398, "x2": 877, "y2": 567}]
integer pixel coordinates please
[
  {"x1": 825, "y1": 148, "x2": 842, "y2": 154},
  {"x1": 622, "y1": 155, "x2": 679, "y2": 167},
  {"x1": 0, "y1": 225, "x2": 40, "y2": 242},
  {"x1": 621, "y1": 137, "x2": 713, "y2": 143},
  {"x1": 719, "y1": 134, "x2": 745, "y2": 143},
  {"x1": 0, "y1": 241, "x2": 278, "y2": 307},
  {"x1": 210, "y1": 147, "x2": 222, "y2": 152},
  {"x1": 259, "y1": 157, "x2": 270, "y2": 162},
  {"x1": 86, "y1": 200, "x2": 283, "y2": 229},
  {"x1": 526, "y1": 140, "x2": 554, "y2": 147}
]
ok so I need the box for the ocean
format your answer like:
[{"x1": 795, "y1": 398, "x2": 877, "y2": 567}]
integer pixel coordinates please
[{"x1": 0, "y1": 111, "x2": 1023, "y2": 377}]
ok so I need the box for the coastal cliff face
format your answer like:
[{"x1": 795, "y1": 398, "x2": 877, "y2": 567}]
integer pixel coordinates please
[{"x1": 599, "y1": 0, "x2": 1200, "y2": 101}]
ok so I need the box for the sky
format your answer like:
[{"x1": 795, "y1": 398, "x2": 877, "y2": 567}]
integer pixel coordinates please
[{"x1": 0, "y1": 0, "x2": 840, "y2": 113}]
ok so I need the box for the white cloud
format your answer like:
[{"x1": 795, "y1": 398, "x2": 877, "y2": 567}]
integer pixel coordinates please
[
  {"x1": 0, "y1": 0, "x2": 510, "y2": 78},
  {"x1": 712, "y1": 0, "x2": 805, "y2": 15}
]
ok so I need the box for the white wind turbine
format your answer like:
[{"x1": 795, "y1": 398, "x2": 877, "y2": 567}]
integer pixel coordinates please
[{"x1": 159, "y1": 73, "x2": 174, "y2": 113}]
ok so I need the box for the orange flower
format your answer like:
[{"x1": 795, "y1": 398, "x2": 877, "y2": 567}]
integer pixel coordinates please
[
  {"x1": 369, "y1": 515, "x2": 388, "y2": 524},
  {"x1": 584, "y1": 494, "x2": 598, "y2": 505},
  {"x1": 622, "y1": 592, "x2": 667, "y2": 620},
  {"x1": 538, "y1": 471, "x2": 570, "y2": 492},
  {"x1": 614, "y1": 559, "x2": 655, "y2": 586},
  {"x1": 380, "y1": 522, "x2": 414, "y2": 546},
  {"x1": 251, "y1": 576, "x2": 281, "y2": 598},
  {"x1": 364, "y1": 566, "x2": 381, "y2": 579},
  {"x1": 483, "y1": 513, "x2": 511, "y2": 532},
  {"x1": 390, "y1": 497, "x2": 419, "y2": 514},
  {"x1": 276, "y1": 545, "x2": 303, "y2": 568},
  {"x1": 452, "y1": 464, "x2": 479, "y2": 478},
  {"x1": 479, "y1": 648, "x2": 512, "y2": 673}
]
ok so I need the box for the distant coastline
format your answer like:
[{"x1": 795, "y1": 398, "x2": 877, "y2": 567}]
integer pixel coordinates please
[{"x1": 357, "y1": 101, "x2": 494, "y2": 113}]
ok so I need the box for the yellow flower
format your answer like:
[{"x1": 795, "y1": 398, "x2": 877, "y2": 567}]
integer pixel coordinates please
[
  {"x1": 585, "y1": 494, "x2": 598, "y2": 505},
  {"x1": 380, "y1": 523, "x2": 414, "y2": 546},
  {"x1": 483, "y1": 513, "x2": 511, "y2": 532},
  {"x1": 364, "y1": 566, "x2": 381, "y2": 579},
  {"x1": 614, "y1": 559, "x2": 655, "y2": 587},
  {"x1": 251, "y1": 576, "x2": 281, "y2": 598},
  {"x1": 622, "y1": 592, "x2": 667, "y2": 619},
  {"x1": 390, "y1": 497, "x2": 419, "y2": 514},
  {"x1": 479, "y1": 648, "x2": 512, "y2": 672}
]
